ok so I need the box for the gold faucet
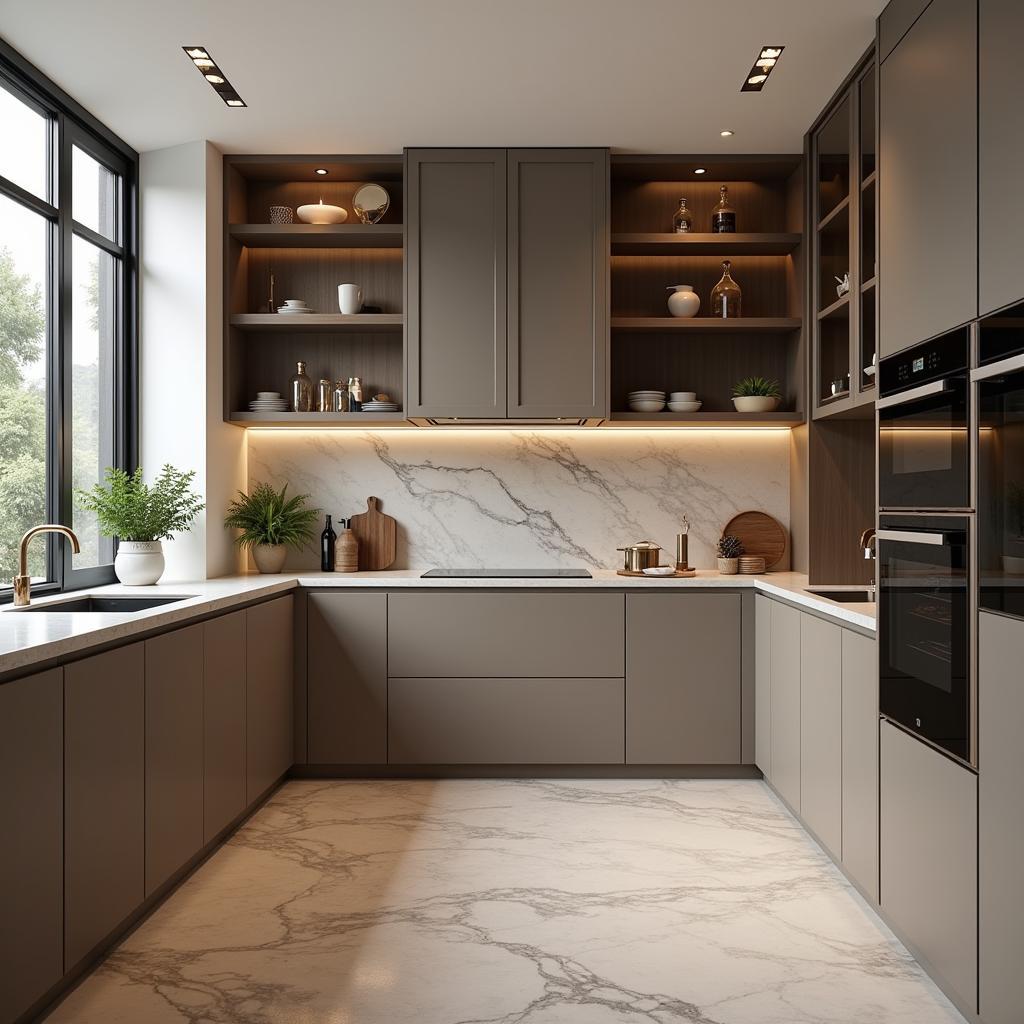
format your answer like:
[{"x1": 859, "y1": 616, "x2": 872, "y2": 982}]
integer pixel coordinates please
[{"x1": 13, "y1": 525, "x2": 81, "y2": 606}]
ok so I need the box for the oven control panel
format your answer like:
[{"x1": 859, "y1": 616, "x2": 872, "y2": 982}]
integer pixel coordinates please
[{"x1": 880, "y1": 327, "x2": 970, "y2": 397}]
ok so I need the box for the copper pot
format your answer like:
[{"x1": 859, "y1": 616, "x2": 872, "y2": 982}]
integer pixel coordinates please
[{"x1": 617, "y1": 540, "x2": 662, "y2": 572}]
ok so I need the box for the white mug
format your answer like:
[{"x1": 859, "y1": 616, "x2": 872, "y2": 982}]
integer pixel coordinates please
[{"x1": 338, "y1": 284, "x2": 363, "y2": 314}]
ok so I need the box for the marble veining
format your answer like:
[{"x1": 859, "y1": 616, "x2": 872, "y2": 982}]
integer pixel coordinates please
[
  {"x1": 246, "y1": 431, "x2": 790, "y2": 571},
  {"x1": 47, "y1": 780, "x2": 963, "y2": 1024}
]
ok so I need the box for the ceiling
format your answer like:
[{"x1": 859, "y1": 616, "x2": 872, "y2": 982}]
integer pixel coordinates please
[{"x1": 0, "y1": 0, "x2": 884, "y2": 155}]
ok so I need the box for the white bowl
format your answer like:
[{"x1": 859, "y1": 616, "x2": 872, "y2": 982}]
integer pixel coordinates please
[
  {"x1": 667, "y1": 401, "x2": 702, "y2": 413},
  {"x1": 669, "y1": 392, "x2": 697, "y2": 402},
  {"x1": 256, "y1": 391, "x2": 281, "y2": 398},
  {"x1": 732, "y1": 396, "x2": 780, "y2": 413},
  {"x1": 296, "y1": 202, "x2": 348, "y2": 225},
  {"x1": 629, "y1": 400, "x2": 666, "y2": 413},
  {"x1": 628, "y1": 392, "x2": 666, "y2": 399},
  {"x1": 642, "y1": 566, "x2": 676, "y2": 576}
]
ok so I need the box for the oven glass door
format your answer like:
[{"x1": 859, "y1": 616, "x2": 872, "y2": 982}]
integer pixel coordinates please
[
  {"x1": 978, "y1": 367, "x2": 1024, "y2": 619},
  {"x1": 878, "y1": 517, "x2": 969, "y2": 762},
  {"x1": 879, "y1": 380, "x2": 970, "y2": 510}
]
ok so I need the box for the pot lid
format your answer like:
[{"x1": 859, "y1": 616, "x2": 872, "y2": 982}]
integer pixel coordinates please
[{"x1": 618, "y1": 540, "x2": 660, "y2": 551}]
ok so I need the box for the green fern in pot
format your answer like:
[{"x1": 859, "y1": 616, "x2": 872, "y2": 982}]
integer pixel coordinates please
[
  {"x1": 732, "y1": 376, "x2": 782, "y2": 413},
  {"x1": 224, "y1": 482, "x2": 320, "y2": 574}
]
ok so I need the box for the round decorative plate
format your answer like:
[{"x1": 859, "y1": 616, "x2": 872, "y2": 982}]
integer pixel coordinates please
[{"x1": 722, "y1": 511, "x2": 787, "y2": 569}]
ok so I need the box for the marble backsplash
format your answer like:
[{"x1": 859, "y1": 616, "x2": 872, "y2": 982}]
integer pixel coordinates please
[{"x1": 246, "y1": 430, "x2": 790, "y2": 571}]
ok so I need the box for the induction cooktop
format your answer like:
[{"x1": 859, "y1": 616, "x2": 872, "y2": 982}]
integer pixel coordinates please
[{"x1": 420, "y1": 568, "x2": 592, "y2": 578}]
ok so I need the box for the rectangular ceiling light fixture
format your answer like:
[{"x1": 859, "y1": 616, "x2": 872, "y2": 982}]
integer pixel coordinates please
[
  {"x1": 182, "y1": 46, "x2": 246, "y2": 107},
  {"x1": 741, "y1": 45, "x2": 785, "y2": 92}
]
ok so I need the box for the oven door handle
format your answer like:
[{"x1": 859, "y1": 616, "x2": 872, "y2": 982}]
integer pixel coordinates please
[
  {"x1": 876, "y1": 528, "x2": 958, "y2": 546},
  {"x1": 971, "y1": 351, "x2": 1024, "y2": 382},
  {"x1": 876, "y1": 378, "x2": 952, "y2": 410}
]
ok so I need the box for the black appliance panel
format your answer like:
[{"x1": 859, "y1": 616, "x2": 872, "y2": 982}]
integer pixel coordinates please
[{"x1": 979, "y1": 299, "x2": 1024, "y2": 366}]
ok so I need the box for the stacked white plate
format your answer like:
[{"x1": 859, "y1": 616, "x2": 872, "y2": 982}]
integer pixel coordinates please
[
  {"x1": 667, "y1": 391, "x2": 702, "y2": 413},
  {"x1": 628, "y1": 389, "x2": 666, "y2": 413},
  {"x1": 248, "y1": 391, "x2": 289, "y2": 412},
  {"x1": 361, "y1": 400, "x2": 400, "y2": 412},
  {"x1": 277, "y1": 299, "x2": 316, "y2": 315}
]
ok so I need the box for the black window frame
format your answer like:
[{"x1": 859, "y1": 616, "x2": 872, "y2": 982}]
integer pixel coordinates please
[{"x1": 0, "y1": 39, "x2": 138, "y2": 600}]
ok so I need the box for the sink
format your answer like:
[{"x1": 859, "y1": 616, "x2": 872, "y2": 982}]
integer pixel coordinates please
[
  {"x1": 806, "y1": 588, "x2": 876, "y2": 605},
  {"x1": 14, "y1": 595, "x2": 192, "y2": 613}
]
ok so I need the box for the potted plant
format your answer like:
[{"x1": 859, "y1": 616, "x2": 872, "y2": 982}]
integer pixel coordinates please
[
  {"x1": 1004, "y1": 482, "x2": 1024, "y2": 575},
  {"x1": 717, "y1": 535, "x2": 744, "y2": 575},
  {"x1": 223, "y1": 482, "x2": 320, "y2": 573},
  {"x1": 75, "y1": 465, "x2": 205, "y2": 585},
  {"x1": 732, "y1": 376, "x2": 782, "y2": 413}
]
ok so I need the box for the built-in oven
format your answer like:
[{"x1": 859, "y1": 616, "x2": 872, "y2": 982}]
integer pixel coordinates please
[
  {"x1": 878, "y1": 514, "x2": 971, "y2": 764},
  {"x1": 878, "y1": 329, "x2": 971, "y2": 512}
]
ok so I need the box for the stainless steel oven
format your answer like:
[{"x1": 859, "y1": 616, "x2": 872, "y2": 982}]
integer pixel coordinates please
[
  {"x1": 878, "y1": 514, "x2": 971, "y2": 764},
  {"x1": 878, "y1": 329, "x2": 971, "y2": 512}
]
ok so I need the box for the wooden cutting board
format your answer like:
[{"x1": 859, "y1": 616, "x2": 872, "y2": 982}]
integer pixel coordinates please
[
  {"x1": 722, "y1": 511, "x2": 787, "y2": 570},
  {"x1": 349, "y1": 496, "x2": 397, "y2": 571}
]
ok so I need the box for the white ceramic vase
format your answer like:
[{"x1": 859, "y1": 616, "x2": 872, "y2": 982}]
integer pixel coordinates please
[
  {"x1": 666, "y1": 285, "x2": 700, "y2": 318},
  {"x1": 732, "y1": 396, "x2": 780, "y2": 413},
  {"x1": 252, "y1": 544, "x2": 287, "y2": 574},
  {"x1": 114, "y1": 541, "x2": 165, "y2": 586}
]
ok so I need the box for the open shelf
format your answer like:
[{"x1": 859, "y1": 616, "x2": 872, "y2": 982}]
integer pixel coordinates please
[
  {"x1": 228, "y1": 224, "x2": 404, "y2": 248},
  {"x1": 230, "y1": 313, "x2": 404, "y2": 332},
  {"x1": 611, "y1": 317, "x2": 800, "y2": 333},
  {"x1": 228, "y1": 411, "x2": 408, "y2": 427},
  {"x1": 607, "y1": 411, "x2": 803, "y2": 427},
  {"x1": 610, "y1": 232, "x2": 801, "y2": 256}
]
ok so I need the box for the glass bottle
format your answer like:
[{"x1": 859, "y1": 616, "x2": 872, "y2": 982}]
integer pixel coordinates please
[
  {"x1": 320, "y1": 515, "x2": 336, "y2": 572},
  {"x1": 289, "y1": 360, "x2": 313, "y2": 412},
  {"x1": 710, "y1": 260, "x2": 742, "y2": 318},
  {"x1": 711, "y1": 185, "x2": 736, "y2": 233},
  {"x1": 347, "y1": 376, "x2": 363, "y2": 411},
  {"x1": 332, "y1": 380, "x2": 350, "y2": 412},
  {"x1": 317, "y1": 379, "x2": 333, "y2": 412},
  {"x1": 672, "y1": 198, "x2": 693, "y2": 233}
]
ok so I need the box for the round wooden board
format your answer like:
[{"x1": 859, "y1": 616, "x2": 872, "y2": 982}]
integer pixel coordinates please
[
  {"x1": 722, "y1": 511, "x2": 787, "y2": 569},
  {"x1": 616, "y1": 568, "x2": 697, "y2": 578}
]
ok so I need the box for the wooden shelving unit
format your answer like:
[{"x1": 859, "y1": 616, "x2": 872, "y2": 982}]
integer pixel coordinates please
[
  {"x1": 612, "y1": 316, "x2": 801, "y2": 333},
  {"x1": 228, "y1": 411, "x2": 408, "y2": 427},
  {"x1": 228, "y1": 224, "x2": 403, "y2": 248},
  {"x1": 611, "y1": 232, "x2": 801, "y2": 256},
  {"x1": 230, "y1": 313, "x2": 404, "y2": 332},
  {"x1": 607, "y1": 411, "x2": 804, "y2": 427}
]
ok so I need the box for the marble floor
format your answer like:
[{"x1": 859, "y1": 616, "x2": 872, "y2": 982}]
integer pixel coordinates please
[{"x1": 47, "y1": 779, "x2": 968, "y2": 1024}]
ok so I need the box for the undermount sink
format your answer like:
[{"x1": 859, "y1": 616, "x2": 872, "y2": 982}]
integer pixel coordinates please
[
  {"x1": 14, "y1": 595, "x2": 192, "y2": 613},
  {"x1": 806, "y1": 588, "x2": 876, "y2": 605}
]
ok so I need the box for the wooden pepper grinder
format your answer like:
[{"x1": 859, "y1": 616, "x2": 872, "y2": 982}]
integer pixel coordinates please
[{"x1": 334, "y1": 519, "x2": 359, "y2": 573}]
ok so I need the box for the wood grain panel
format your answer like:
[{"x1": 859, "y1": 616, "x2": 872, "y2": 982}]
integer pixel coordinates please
[
  {"x1": 245, "y1": 180, "x2": 403, "y2": 225},
  {"x1": 611, "y1": 179, "x2": 789, "y2": 233}
]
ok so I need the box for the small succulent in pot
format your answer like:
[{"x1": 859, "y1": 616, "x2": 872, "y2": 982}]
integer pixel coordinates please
[
  {"x1": 732, "y1": 375, "x2": 782, "y2": 413},
  {"x1": 717, "y1": 534, "x2": 745, "y2": 575},
  {"x1": 223, "y1": 482, "x2": 321, "y2": 574}
]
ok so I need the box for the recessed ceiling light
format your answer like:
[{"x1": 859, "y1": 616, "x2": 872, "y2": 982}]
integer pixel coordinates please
[
  {"x1": 181, "y1": 46, "x2": 246, "y2": 107},
  {"x1": 760, "y1": 47, "x2": 783, "y2": 59},
  {"x1": 694, "y1": 167, "x2": 707, "y2": 175},
  {"x1": 741, "y1": 44, "x2": 785, "y2": 91},
  {"x1": 204, "y1": 74, "x2": 225, "y2": 84},
  {"x1": 720, "y1": 130, "x2": 734, "y2": 137},
  {"x1": 747, "y1": 74, "x2": 768, "y2": 85},
  {"x1": 192, "y1": 58, "x2": 216, "y2": 69},
  {"x1": 184, "y1": 47, "x2": 209, "y2": 59},
  {"x1": 315, "y1": 168, "x2": 329, "y2": 175},
  {"x1": 226, "y1": 99, "x2": 245, "y2": 107}
]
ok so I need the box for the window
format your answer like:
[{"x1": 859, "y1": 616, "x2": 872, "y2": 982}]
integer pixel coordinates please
[{"x1": 0, "y1": 46, "x2": 136, "y2": 597}]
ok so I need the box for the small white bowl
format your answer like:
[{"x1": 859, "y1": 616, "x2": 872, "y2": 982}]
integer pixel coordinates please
[
  {"x1": 628, "y1": 391, "x2": 665, "y2": 397},
  {"x1": 669, "y1": 391, "x2": 697, "y2": 402},
  {"x1": 296, "y1": 202, "x2": 348, "y2": 225},
  {"x1": 732, "y1": 396, "x2": 780, "y2": 413},
  {"x1": 667, "y1": 401, "x2": 702, "y2": 413},
  {"x1": 629, "y1": 400, "x2": 666, "y2": 413},
  {"x1": 642, "y1": 566, "x2": 676, "y2": 576}
]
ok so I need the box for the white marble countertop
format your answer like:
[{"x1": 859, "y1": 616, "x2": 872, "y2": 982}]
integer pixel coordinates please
[{"x1": 0, "y1": 569, "x2": 874, "y2": 677}]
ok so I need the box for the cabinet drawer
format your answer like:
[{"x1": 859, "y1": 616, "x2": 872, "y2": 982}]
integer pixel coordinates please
[
  {"x1": 387, "y1": 592, "x2": 624, "y2": 677},
  {"x1": 388, "y1": 677, "x2": 624, "y2": 764}
]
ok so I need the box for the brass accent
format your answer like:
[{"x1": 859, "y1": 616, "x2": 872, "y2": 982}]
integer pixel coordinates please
[{"x1": 12, "y1": 524, "x2": 81, "y2": 606}]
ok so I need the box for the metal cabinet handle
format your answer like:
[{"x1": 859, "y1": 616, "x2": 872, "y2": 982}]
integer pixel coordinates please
[
  {"x1": 876, "y1": 379, "x2": 952, "y2": 410},
  {"x1": 971, "y1": 351, "x2": 1024, "y2": 382},
  {"x1": 876, "y1": 528, "x2": 955, "y2": 546}
]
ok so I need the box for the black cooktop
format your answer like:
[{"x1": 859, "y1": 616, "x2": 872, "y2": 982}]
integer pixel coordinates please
[{"x1": 420, "y1": 568, "x2": 592, "y2": 578}]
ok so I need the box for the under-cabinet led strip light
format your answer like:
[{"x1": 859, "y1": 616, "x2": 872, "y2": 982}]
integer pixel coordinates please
[
  {"x1": 741, "y1": 45, "x2": 785, "y2": 92},
  {"x1": 182, "y1": 46, "x2": 246, "y2": 107}
]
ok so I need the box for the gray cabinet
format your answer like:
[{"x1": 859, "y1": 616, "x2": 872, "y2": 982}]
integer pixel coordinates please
[
  {"x1": 406, "y1": 148, "x2": 507, "y2": 417},
  {"x1": 841, "y1": 629, "x2": 878, "y2": 902},
  {"x1": 880, "y1": 721, "x2": 977, "y2": 1016},
  {"x1": 979, "y1": 0, "x2": 1024, "y2": 316},
  {"x1": 879, "y1": 0, "x2": 977, "y2": 356},
  {"x1": 507, "y1": 149, "x2": 608, "y2": 419},
  {"x1": 979, "y1": 611, "x2": 1024, "y2": 1024},
  {"x1": 145, "y1": 624, "x2": 204, "y2": 896},
  {"x1": 308, "y1": 592, "x2": 387, "y2": 764},
  {"x1": 754, "y1": 595, "x2": 772, "y2": 778},
  {"x1": 246, "y1": 596, "x2": 294, "y2": 802},
  {"x1": 64, "y1": 643, "x2": 145, "y2": 968},
  {"x1": 203, "y1": 610, "x2": 247, "y2": 842},
  {"x1": 626, "y1": 593, "x2": 741, "y2": 764},
  {"x1": 769, "y1": 601, "x2": 802, "y2": 811},
  {"x1": 0, "y1": 669, "x2": 63, "y2": 1023},
  {"x1": 799, "y1": 614, "x2": 843, "y2": 857}
]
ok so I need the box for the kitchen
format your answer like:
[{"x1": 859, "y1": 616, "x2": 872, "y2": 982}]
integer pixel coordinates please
[{"x1": 0, "y1": 0, "x2": 1020, "y2": 1021}]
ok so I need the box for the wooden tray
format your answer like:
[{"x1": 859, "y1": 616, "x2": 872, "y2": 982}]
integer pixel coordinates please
[
  {"x1": 349, "y1": 496, "x2": 397, "y2": 571},
  {"x1": 616, "y1": 568, "x2": 697, "y2": 578},
  {"x1": 722, "y1": 511, "x2": 787, "y2": 569}
]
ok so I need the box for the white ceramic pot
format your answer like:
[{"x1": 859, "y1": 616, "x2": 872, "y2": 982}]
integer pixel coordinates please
[
  {"x1": 338, "y1": 283, "x2": 364, "y2": 314},
  {"x1": 717, "y1": 557, "x2": 739, "y2": 575},
  {"x1": 666, "y1": 285, "x2": 700, "y2": 318},
  {"x1": 732, "y1": 396, "x2": 780, "y2": 413},
  {"x1": 114, "y1": 541, "x2": 165, "y2": 586},
  {"x1": 252, "y1": 544, "x2": 287, "y2": 574},
  {"x1": 296, "y1": 201, "x2": 347, "y2": 225}
]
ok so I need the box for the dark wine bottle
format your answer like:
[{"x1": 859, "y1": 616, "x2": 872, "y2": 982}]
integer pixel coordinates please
[
  {"x1": 320, "y1": 514, "x2": 337, "y2": 572},
  {"x1": 711, "y1": 185, "x2": 736, "y2": 233}
]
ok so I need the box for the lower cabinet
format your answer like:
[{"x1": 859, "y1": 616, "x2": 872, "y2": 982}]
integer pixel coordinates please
[
  {"x1": 880, "y1": 720, "x2": 977, "y2": 1016},
  {"x1": 0, "y1": 668, "x2": 63, "y2": 1024},
  {"x1": 64, "y1": 643, "x2": 145, "y2": 968},
  {"x1": 769, "y1": 601, "x2": 802, "y2": 811},
  {"x1": 754, "y1": 595, "x2": 772, "y2": 778},
  {"x1": 626, "y1": 593, "x2": 741, "y2": 764},
  {"x1": 145, "y1": 624, "x2": 204, "y2": 896}
]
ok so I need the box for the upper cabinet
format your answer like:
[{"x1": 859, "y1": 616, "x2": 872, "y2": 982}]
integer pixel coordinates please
[
  {"x1": 406, "y1": 148, "x2": 608, "y2": 421},
  {"x1": 878, "y1": 0, "x2": 977, "y2": 358}
]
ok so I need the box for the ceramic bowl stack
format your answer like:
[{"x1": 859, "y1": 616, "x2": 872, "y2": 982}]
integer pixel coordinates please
[
  {"x1": 277, "y1": 299, "x2": 316, "y2": 315},
  {"x1": 668, "y1": 391, "x2": 702, "y2": 413},
  {"x1": 628, "y1": 390, "x2": 666, "y2": 412},
  {"x1": 361, "y1": 396, "x2": 400, "y2": 413},
  {"x1": 248, "y1": 391, "x2": 288, "y2": 413}
]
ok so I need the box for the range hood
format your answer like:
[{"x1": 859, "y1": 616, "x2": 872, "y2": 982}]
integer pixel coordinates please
[{"x1": 408, "y1": 417, "x2": 604, "y2": 428}]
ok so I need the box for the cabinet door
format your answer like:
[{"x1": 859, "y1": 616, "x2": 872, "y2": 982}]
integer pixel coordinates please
[
  {"x1": 626, "y1": 593, "x2": 741, "y2": 764},
  {"x1": 979, "y1": 611, "x2": 1024, "y2": 1024},
  {"x1": 507, "y1": 149, "x2": 608, "y2": 419},
  {"x1": 0, "y1": 669, "x2": 63, "y2": 1023},
  {"x1": 308, "y1": 592, "x2": 387, "y2": 764},
  {"x1": 841, "y1": 629, "x2": 879, "y2": 902},
  {"x1": 880, "y1": 721, "x2": 977, "y2": 1016},
  {"x1": 246, "y1": 596, "x2": 294, "y2": 802},
  {"x1": 879, "y1": 0, "x2": 977, "y2": 356},
  {"x1": 406, "y1": 149, "x2": 507, "y2": 417},
  {"x1": 979, "y1": 0, "x2": 1024, "y2": 316},
  {"x1": 799, "y1": 614, "x2": 842, "y2": 858},
  {"x1": 769, "y1": 601, "x2": 801, "y2": 811},
  {"x1": 754, "y1": 595, "x2": 772, "y2": 779},
  {"x1": 145, "y1": 624, "x2": 204, "y2": 895},
  {"x1": 204, "y1": 610, "x2": 247, "y2": 842},
  {"x1": 65, "y1": 644, "x2": 145, "y2": 968}
]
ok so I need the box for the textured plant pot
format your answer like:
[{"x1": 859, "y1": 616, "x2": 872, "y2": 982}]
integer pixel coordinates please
[
  {"x1": 666, "y1": 285, "x2": 700, "y2": 318},
  {"x1": 732, "y1": 396, "x2": 780, "y2": 413},
  {"x1": 114, "y1": 541, "x2": 165, "y2": 586},
  {"x1": 252, "y1": 544, "x2": 287, "y2": 574},
  {"x1": 717, "y1": 557, "x2": 739, "y2": 575}
]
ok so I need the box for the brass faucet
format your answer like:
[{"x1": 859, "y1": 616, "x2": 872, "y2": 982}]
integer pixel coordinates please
[
  {"x1": 860, "y1": 527, "x2": 877, "y2": 560},
  {"x1": 13, "y1": 525, "x2": 81, "y2": 606}
]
